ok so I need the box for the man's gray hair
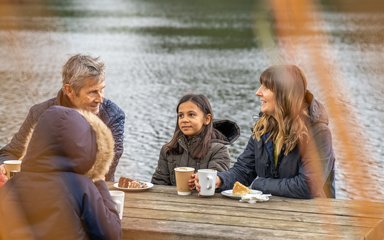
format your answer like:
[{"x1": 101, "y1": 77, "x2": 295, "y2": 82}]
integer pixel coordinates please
[{"x1": 62, "y1": 54, "x2": 105, "y2": 94}]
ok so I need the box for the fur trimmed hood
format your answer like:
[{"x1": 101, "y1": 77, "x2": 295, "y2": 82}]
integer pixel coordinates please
[
  {"x1": 21, "y1": 106, "x2": 114, "y2": 179},
  {"x1": 77, "y1": 110, "x2": 114, "y2": 179}
]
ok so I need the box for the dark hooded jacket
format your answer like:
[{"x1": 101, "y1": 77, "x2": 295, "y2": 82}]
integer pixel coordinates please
[
  {"x1": 218, "y1": 93, "x2": 335, "y2": 199},
  {"x1": 0, "y1": 90, "x2": 125, "y2": 181},
  {"x1": 151, "y1": 120, "x2": 240, "y2": 186},
  {"x1": 0, "y1": 106, "x2": 121, "y2": 240}
]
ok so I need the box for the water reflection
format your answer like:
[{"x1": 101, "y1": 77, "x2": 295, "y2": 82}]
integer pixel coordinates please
[{"x1": 0, "y1": 0, "x2": 383, "y2": 200}]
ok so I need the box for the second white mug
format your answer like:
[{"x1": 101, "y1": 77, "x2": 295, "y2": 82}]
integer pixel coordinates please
[
  {"x1": 198, "y1": 169, "x2": 217, "y2": 196},
  {"x1": 109, "y1": 190, "x2": 125, "y2": 219}
]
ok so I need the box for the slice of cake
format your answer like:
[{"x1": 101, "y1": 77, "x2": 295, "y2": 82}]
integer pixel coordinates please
[
  {"x1": 118, "y1": 176, "x2": 146, "y2": 189},
  {"x1": 232, "y1": 181, "x2": 251, "y2": 196}
]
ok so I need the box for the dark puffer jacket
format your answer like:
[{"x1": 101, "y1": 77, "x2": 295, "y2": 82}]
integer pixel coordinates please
[
  {"x1": 151, "y1": 120, "x2": 240, "y2": 186},
  {"x1": 0, "y1": 106, "x2": 121, "y2": 240},
  {"x1": 218, "y1": 93, "x2": 335, "y2": 199},
  {"x1": 0, "y1": 90, "x2": 125, "y2": 181}
]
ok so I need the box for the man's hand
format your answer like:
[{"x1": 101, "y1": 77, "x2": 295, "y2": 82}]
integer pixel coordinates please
[
  {"x1": 0, "y1": 169, "x2": 8, "y2": 187},
  {"x1": 0, "y1": 164, "x2": 6, "y2": 175}
]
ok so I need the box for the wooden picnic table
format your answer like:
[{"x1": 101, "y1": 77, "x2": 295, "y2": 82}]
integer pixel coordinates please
[{"x1": 109, "y1": 183, "x2": 384, "y2": 240}]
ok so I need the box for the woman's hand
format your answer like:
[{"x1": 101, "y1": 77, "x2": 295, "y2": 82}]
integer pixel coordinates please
[
  {"x1": 194, "y1": 175, "x2": 222, "y2": 192},
  {"x1": 215, "y1": 176, "x2": 222, "y2": 189}
]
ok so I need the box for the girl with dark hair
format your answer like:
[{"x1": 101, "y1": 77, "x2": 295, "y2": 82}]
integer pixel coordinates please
[
  {"x1": 151, "y1": 94, "x2": 240, "y2": 186},
  {"x1": 196, "y1": 65, "x2": 335, "y2": 199}
]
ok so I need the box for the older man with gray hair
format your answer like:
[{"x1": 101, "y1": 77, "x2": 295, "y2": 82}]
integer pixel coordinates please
[{"x1": 0, "y1": 54, "x2": 125, "y2": 181}]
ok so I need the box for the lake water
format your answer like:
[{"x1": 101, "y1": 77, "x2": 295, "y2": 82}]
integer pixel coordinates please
[{"x1": 0, "y1": 0, "x2": 383, "y2": 200}]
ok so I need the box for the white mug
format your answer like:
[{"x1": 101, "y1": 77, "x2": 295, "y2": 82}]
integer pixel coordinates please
[
  {"x1": 198, "y1": 169, "x2": 217, "y2": 196},
  {"x1": 109, "y1": 190, "x2": 125, "y2": 220}
]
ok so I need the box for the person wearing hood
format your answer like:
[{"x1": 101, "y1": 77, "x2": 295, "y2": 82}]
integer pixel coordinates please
[
  {"x1": 151, "y1": 94, "x2": 240, "y2": 187},
  {"x1": 195, "y1": 65, "x2": 336, "y2": 199},
  {"x1": 0, "y1": 106, "x2": 121, "y2": 239}
]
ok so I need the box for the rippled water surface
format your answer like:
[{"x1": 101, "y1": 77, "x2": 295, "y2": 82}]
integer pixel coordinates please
[{"x1": 0, "y1": 0, "x2": 383, "y2": 200}]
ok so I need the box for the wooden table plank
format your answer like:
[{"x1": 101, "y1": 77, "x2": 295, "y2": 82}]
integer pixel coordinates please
[
  {"x1": 366, "y1": 219, "x2": 384, "y2": 240},
  {"x1": 121, "y1": 189, "x2": 384, "y2": 219},
  {"x1": 122, "y1": 208, "x2": 370, "y2": 236},
  {"x1": 121, "y1": 219, "x2": 345, "y2": 240},
  {"x1": 123, "y1": 199, "x2": 380, "y2": 228},
  {"x1": 148, "y1": 185, "x2": 384, "y2": 210}
]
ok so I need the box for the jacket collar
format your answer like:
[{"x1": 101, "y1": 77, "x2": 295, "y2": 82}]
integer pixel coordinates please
[
  {"x1": 56, "y1": 90, "x2": 75, "y2": 108},
  {"x1": 177, "y1": 135, "x2": 201, "y2": 151}
]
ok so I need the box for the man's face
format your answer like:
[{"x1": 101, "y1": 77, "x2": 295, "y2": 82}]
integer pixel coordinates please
[{"x1": 64, "y1": 78, "x2": 105, "y2": 114}]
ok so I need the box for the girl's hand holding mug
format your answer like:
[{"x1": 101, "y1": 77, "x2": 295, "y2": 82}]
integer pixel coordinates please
[
  {"x1": 194, "y1": 175, "x2": 222, "y2": 192},
  {"x1": 188, "y1": 174, "x2": 196, "y2": 190}
]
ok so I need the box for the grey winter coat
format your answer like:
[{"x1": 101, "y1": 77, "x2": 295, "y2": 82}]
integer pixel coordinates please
[
  {"x1": 151, "y1": 120, "x2": 240, "y2": 186},
  {"x1": 0, "y1": 90, "x2": 125, "y2": 181},
  {"x1": 0, "y1": 106, "x2": 121, "y2": 240},
  {"x1": 218, "y1": 92, "x2": 335, "y2": 199}
]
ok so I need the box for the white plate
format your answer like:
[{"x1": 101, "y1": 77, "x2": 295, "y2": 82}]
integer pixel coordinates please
[
  {"x1": 113, "y1": 182, "x2": 153, "y2": 192},
  {"x1": 221, "y1": 189, "x2": 262, "y2": 199}
]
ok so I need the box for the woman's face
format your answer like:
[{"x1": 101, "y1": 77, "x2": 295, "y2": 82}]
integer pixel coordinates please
[
  {"x1": 256, "y1": 84, "x2": 276, "y2": 116},
  {"x1": 177, "y1": 101, "x2": 211, "y2": 137}
]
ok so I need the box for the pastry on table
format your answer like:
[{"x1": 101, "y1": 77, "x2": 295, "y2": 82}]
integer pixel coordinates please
[{"x1": 232, "y1": 181, "x2": 251, "y2": 196}]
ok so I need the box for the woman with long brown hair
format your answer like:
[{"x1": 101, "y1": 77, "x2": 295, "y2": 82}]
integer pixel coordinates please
[{"x1": 196, "y1": 65, "x2": 335, "y2": 198}]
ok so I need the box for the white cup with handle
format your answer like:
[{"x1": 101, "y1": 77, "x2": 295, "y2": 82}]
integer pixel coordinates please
[
  {"x1": 109, "y1": 190, "x2": 125, "y2": 219},
  {"x1": 197, "y1": 169, "x2": 217, "y2": 196}
]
